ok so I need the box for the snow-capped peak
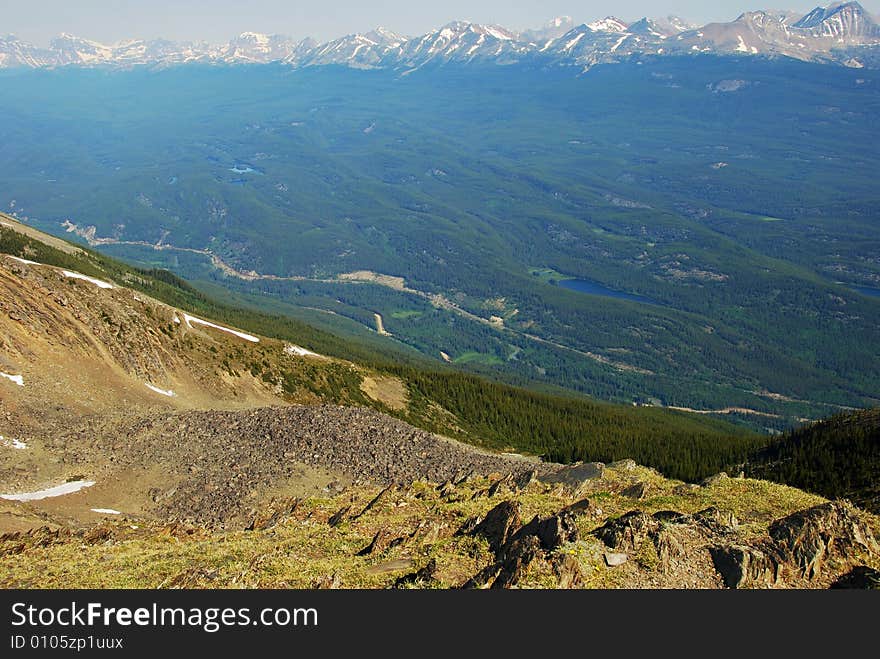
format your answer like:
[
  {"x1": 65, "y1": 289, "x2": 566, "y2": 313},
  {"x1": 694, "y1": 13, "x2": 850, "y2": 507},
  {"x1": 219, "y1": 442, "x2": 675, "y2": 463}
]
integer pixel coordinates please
[
  {"x1": 795, "y1": 2, "x2": 855, "y2": 27},
  {"x1": 433, "y1": 21, "x2": 516, "y2": 42},
  {"x1": 364, "y1": 26, "x2": 405, "y2": 46},
  {"x1": 587, "y1": 17, "x2": 629, "y2": 33},
  {"x1": 237, "y1": 32, "x2": 270, "y2": 44},
  {"x1": 628, "y1": 18, "x2": 667, "y2": 38},
  {"x1": 791, "y1": 1, "x2": 879, "y2": 39},
  {"x1": 1, "y1": 6, "x2": 879, "y2": 71}
]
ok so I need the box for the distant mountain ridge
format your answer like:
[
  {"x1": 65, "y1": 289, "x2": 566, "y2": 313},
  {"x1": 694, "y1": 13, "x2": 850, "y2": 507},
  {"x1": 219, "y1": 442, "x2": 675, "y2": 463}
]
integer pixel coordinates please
[{"x1": 2, "y1": 2, "x2": 879, "y2": 70}]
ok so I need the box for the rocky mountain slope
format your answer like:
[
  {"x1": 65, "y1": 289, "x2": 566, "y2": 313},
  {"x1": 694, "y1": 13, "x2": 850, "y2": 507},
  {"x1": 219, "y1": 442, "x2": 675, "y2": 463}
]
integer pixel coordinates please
[
  {"x1": 1, "y1": 213, "x2": 878, "y2": 588},
  {"x1": 2, "y1": 3, "x2": 878, "y2": 70}
]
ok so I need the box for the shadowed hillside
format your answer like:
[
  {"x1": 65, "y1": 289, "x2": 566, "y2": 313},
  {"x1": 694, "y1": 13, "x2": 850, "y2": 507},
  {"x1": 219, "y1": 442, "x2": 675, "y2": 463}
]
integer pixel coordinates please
[{"x1": 744, "y1": 409, "x2": 880, "y2": 513}]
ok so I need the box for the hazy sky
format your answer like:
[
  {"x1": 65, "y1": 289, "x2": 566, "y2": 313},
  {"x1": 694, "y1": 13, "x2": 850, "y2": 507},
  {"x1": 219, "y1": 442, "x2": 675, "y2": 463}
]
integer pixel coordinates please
[{"x1": 4, "y1": 1, "x2": 879, "y2": 45}]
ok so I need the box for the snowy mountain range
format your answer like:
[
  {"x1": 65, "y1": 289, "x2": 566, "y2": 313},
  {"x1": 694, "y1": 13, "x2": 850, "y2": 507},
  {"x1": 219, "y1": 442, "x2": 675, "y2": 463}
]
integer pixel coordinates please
[{"x1": 2, "y1": 2, "x2": 878, "y2": 70}]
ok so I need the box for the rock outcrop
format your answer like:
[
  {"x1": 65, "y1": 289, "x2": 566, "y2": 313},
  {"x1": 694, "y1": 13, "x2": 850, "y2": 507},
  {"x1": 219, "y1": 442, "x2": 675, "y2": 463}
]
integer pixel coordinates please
[
  {"x1": 768, "y1": 501, "x2": 879, "y2": 580},
  {"x1": 461, "y1": 500, "x2": 585, "y2": 588}
]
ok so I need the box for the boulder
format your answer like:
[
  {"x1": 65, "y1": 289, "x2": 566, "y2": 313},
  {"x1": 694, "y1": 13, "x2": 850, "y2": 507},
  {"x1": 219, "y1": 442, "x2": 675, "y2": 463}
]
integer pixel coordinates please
[
  {"x1": 701, "y1": 472, "x2": 729, "y2": 487},
  {"x1": 652, "y1": 510, "x2": 691, "y2": 525},
  {"x1": 511, "y1": 511, "x2": 579, "y2": 551},
  {"x1": 694, "y1": 507, "x2": 738, "y2": 534},
  {"x1": 541, "y1": 462, "x2": 605, "y2": 492},
  {"x1": 621, "y1": 482, "x2": 648, "y2": 500},
  {"x1": 460, "y1": 563, "x2": 501, "y2": 589},
  {"x1": 604, "y1": 552, "x2": 628, "y2": 567},
  {"x1": 462, "y1": 502, "x2": 583, "y2": 589},
  {"x1": 653, "y1": 527, "x2": 687, "y2": 571},
  {"x1": 562, "y1": 498, "x2": 593, "y2": 516},
  {"x1": 673, "y1": 484, "x2": 700, "y2": 496},
  {"x1": 487, "y1": 473, "x2": 516, "y2": 497},
  {"x1": 593, "y1": 511, "x2": 659, "y2": 553},
  {"x1": 464, "y1": 500, "x2": 522, "y2": 554},
  {"x1": 552, "y1": 554, "x2": 584, "y2": 588},
  {"x1": 491, "y1": 536, "x2": 542, "y2": 589},
  {"x1": 769, "y1": 501, "x2": 879, "y2": 580},
  {"x1": 709, "y1": 543, "x2": 783, "y2": 589},
  {"x1": 514, "y1": 469, "x2": 538, "y2": 491}
]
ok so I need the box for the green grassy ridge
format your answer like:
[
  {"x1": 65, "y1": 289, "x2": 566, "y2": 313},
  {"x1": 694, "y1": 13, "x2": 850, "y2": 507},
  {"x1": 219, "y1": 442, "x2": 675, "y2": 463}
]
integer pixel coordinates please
[{"x1": 743, "y1": 409, "x2": 880, "y2": 513}]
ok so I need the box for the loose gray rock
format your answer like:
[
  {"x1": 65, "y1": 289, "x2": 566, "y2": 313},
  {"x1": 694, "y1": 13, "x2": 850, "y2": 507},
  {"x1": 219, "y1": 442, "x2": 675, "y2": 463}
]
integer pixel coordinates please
[
  {"x1": 604, "y1": 552, "x2": 628, "y2": 567},
  {"x1": 541, "y1": 462, "x2": 604, "y2": 490}
]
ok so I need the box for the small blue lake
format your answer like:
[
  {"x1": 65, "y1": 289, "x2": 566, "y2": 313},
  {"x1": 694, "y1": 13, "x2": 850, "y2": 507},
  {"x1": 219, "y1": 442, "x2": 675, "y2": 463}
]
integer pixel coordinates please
[
  {"x1": 557, "y1": 279, "x2": 657, "y2": 305},
  {"x1": 851, "y1": 285, "x2": 880, "y2": 299}
]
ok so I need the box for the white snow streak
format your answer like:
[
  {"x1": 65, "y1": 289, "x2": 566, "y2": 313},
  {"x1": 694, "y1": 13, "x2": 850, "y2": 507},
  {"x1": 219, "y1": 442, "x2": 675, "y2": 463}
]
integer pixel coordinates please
[
  {"x1": 62, "y1": 270, "x2": 114, "y2": 289},
  {"x1": 3, "y1": 256, "x2": 114, "y2": 292},
  {"x1": 6, "y1": 255, "x2": 40, "y2": 265},
  {"x1": 145, "y1": 383, "x2": 175, "y2": 397},
  {"x1": 1, "y1": 480, "x2": 95, "y2": 501},
  {"x1": 0, "y1": 373, "x2": 24, "y2": 386},
  {"x1": 91, "y1": 508, "x2": 121, "y2": 515},
  {"x1": 485, "y1": 27, "x2": 511, "y2": 41},
  {"x1": 182, "y1": 313, "x2": 260, "y2": 342},
  {"x1": 284, "y1": 344, "x2": 323, "y2": 358},
  {"x1": 564, "y1": 33, "x2": 585, "y2": 50}
]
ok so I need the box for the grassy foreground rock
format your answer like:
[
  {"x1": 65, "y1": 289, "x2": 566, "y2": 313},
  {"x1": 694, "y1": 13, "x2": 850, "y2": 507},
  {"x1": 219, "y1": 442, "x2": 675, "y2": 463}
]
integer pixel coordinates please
[{"x1": 3, "y1": 464, "x2": 877, "y2": 589}]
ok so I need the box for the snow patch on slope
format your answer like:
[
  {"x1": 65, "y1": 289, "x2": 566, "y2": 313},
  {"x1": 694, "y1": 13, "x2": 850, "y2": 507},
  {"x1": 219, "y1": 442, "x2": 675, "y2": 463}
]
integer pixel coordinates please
[
  {"x1": 6, "y1": 255, "x2": 40, "y2": 265},
  {"x1": 1, "y1": 480, "x2": 95, "y2": 501},
  {"x1": 1, "y1": 372, "x2": 24, "y2": 386},
  {"x1": 62, "y1": 270, "x2": 114, "y2": 289},
  {"x1": 182, "y1": 313, "x2": 260, "y2": 342},
  {"x1": 284, "y1": 343, "x2": 324, "y2": 359},
  {"x1": 145, "y1": 383, "x2": 175, "y2": 397},
  {"x1": 0, "y1": 436, "x2": 27, "y2": 449}
]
